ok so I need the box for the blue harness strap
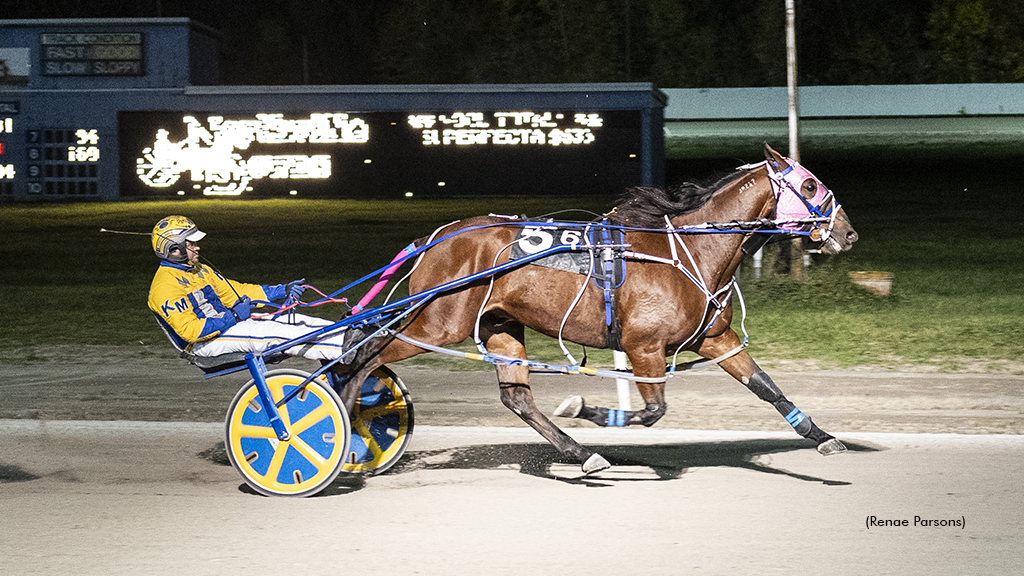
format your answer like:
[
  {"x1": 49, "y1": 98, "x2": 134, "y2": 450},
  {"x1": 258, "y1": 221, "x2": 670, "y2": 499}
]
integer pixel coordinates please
[
  {"x1": 599, "y1": 222, "x2": 615, "y2": 327},
  {"x1": 595, "y1": 220, "x2": 625, "y2": 351}
]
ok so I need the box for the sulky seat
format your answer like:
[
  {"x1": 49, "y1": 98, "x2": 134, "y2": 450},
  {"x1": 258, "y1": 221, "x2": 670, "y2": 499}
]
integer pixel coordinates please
[{"x1": 154, "y1": 314, "x2": 287, "y2": 374}]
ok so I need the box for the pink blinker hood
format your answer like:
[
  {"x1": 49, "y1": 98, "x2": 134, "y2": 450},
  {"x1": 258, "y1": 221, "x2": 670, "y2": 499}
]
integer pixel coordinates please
[{"x1": 771, "y1": 161, "x2": 832, "y2": 230}]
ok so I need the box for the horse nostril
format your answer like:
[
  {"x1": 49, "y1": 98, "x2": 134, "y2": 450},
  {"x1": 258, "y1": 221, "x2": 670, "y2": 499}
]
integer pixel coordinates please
[{"x1": 847, "y1": 231, "x2": 859, "y2": 242}]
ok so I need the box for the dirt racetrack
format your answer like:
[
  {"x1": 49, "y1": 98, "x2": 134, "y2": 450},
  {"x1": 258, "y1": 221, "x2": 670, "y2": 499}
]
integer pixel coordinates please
[
  {"x1": 1, "y1": 349, "x2": 1022, "y2": 575},
  {"x1": 3, "y1": 345, "x2": 1023, "y2": 434}
]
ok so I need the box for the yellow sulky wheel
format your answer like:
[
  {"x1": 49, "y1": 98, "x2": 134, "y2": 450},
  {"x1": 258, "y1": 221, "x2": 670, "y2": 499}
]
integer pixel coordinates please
[
  {"x1": 341, "y1": 366, "x2": 414, "y2": 475},
  {"x1": 225, "y1": 369, "x2": 350, "y2": 497}
]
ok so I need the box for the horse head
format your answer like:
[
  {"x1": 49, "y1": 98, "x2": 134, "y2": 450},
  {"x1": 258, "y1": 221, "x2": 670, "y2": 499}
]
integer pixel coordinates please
[{"x1": 763, "y1": 144, "x2": 858, "y2": 254}]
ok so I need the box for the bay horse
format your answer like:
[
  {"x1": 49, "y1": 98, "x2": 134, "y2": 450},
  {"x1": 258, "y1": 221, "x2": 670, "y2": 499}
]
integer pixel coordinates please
[{"x1": 339, "y1": 144, "x2": 859, "y2": 473}]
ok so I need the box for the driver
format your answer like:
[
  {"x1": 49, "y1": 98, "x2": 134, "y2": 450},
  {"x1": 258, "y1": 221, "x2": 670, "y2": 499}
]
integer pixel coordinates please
[{"x1": 148, "y1": 215, "x2": 353, "y2": 362}]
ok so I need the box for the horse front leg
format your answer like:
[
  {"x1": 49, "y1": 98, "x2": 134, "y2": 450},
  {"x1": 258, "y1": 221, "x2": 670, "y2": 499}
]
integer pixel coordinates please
[
  {"x1": 553, "y1": 345, "x2": 669, "y2": 428},
  {"x1": 698, "y1": 330, "x2": 847, "y2": 456},
  {"x1": 487, "y1": 323, "x2": 611, "y2": 474}
]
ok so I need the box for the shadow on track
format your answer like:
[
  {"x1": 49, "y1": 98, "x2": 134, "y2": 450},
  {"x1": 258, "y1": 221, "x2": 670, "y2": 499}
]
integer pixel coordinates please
[
  {"x1": 384, "y1": 438, "x2": 880, "y2": 488},
  {"x1": 0, "y1": 463, "x2": 40, "y2": 483},
  {"x1": 198, "y1": 438, "x2": 882, "y2": 496}
]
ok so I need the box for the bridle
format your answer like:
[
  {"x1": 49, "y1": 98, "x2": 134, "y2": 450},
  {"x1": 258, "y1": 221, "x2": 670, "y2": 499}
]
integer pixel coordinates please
[{"x1": 764, "y1": 158, "x2": 841, "y2": 243}]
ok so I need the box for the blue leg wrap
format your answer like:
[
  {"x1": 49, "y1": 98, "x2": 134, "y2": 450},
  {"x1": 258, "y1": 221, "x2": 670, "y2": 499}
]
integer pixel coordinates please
[
  {"x1": 776, "y1": 399, "x2": 814, "y2": 436},
  {"x1": 747, "y1": 371, "x2": 818, "y2": 438},
  {"x1": 605, "y1": 409, "x2": 627, "y2": 427},
  {"x1": 785, "y1": 406, "x2": 807, "y2": 428},
  {"x1": 575, "y1": 403, "x2": 665, "y2": 427}
]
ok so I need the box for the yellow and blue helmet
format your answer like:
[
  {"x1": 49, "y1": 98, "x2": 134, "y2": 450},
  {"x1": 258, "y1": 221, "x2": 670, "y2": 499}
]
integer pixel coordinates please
[{"x1": 152, "y1": 215, "x2": 206, "y2": 262}]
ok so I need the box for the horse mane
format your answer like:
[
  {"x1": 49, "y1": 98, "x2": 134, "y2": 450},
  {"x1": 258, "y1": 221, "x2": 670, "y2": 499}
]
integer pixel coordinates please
[{"x1": 607, "y1": 169, "x2": 749, "y2": 228}]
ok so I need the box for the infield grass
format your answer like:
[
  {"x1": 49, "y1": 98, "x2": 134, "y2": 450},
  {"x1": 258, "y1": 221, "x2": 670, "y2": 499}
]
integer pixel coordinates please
[{"x1": 2, "y1": 158, "x2": 1021, "y2": 373}]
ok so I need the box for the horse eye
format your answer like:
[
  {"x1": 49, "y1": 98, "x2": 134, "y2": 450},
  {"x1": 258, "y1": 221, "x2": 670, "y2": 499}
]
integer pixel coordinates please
[{"x1": 801, "y1": 179, "x2": 818, "y2": 198}]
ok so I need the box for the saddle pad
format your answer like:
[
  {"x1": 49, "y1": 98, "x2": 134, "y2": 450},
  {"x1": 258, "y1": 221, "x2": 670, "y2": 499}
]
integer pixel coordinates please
[{"x1": 509, "y1": 223, "x2": 625, "y2": 289}]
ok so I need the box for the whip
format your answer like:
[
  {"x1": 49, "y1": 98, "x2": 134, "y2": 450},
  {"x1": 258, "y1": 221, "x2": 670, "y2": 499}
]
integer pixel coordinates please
[
  {"x1": 99, "y1": 227, "x2": 148, "y2": 236},
  {"x1": 100, "y1": 227, "x2": 245, "y2": 302}
]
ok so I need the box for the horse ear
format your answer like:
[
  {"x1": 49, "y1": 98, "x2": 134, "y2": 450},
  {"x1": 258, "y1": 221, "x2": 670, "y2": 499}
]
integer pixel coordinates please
[{"x1": 763, "y1": 143, "x2": 787, "y2": 172}]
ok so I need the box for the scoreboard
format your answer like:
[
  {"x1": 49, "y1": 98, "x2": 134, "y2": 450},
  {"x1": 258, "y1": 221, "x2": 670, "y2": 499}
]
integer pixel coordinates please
[
  {"x1": 0, "y1": 111, "x2": 102, "y2": 198},
  {"x1": 40, "y1": 32, "x2": 144, "y2": 76},
  {"x1": 26, "y1": 126, "x2": 102, "y2": 196},
  {"x1": 0, "y1": 19, "x2": 665, "y2": 201},
  {"x1": 117, "y1": 109, "x2": 643, "y2": 198},
  {"x1": 0, "y1": 115, "x2": 13, "y2": 198},
  {"x1": 3, "y1": 100, "x2": 659, "y2": 201}
]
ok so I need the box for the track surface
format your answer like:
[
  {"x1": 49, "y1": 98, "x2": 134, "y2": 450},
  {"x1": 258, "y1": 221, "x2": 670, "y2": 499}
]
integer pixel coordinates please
[
  {"x1": 1, "y1": 358, "x2": 1022, "y2": 574},
  {"x1": 1, "y1": 422, "x2": 1021, "y2": 575}
]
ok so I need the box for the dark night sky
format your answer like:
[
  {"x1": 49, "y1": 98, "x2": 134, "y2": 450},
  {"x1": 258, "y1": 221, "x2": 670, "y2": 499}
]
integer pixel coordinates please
[{"x1": 4, "y1": 1, "x2": 1024, "y2": 86}]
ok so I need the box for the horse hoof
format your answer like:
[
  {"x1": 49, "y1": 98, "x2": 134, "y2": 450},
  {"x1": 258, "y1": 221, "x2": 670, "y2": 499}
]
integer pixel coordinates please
[
  {"x1": 817, "y1": 438, "x2": 847, "y2": 456},
  {"x1": 554, "y1": 396, "x2": 584, "y2": 418},
  {"x1": 582, "y1": 453, "x2": 610, "y2": 474}
]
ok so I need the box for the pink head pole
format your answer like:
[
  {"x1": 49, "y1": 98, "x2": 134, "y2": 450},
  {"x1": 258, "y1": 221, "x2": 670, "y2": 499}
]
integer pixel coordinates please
[{"x1": 351, "y1": 243, "x2": 418, "y2": 315}]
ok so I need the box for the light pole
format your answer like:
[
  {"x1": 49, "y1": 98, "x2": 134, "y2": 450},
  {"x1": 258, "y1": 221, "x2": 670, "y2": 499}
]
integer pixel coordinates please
[
  {"x1": 786, "y1": 0, "x2": 804, "y2": 280},
  {"x1": 786, "y1": 0, "x2": 800, "y2": 163}
]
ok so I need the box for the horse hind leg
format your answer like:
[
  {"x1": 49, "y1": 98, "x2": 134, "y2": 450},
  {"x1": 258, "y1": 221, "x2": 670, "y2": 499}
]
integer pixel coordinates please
[
  {"x1": 501, "y1": 377, "x2": 611, "y2": 474},
  {"x1": 486, "y1": 320, "x2": 611, "y2": 474}
]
